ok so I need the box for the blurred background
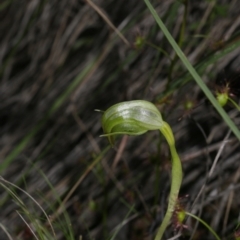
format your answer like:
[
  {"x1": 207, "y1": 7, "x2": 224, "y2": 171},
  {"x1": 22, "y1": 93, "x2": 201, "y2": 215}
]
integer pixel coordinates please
[{"x1": 0, "y1": 0, "x2": 240, "y2": 239}]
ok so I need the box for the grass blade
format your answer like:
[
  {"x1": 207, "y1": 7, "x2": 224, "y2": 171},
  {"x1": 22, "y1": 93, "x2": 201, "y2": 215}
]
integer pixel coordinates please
[{"x1": 144, "y1": 0, "x2": 240, "y2": 141}]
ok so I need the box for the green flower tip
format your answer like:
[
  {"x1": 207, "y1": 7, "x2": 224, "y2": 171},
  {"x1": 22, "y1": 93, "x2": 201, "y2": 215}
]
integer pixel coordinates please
[{"x1": 100, "y1": 100, "x2": 163, "y2": 146}]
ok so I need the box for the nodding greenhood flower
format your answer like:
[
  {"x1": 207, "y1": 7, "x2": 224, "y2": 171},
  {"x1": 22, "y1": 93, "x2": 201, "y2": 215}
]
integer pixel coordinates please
[
  {"x1": 101, "y1": 100, "x2": 164, "y2": 146},
  {"x1": 100, "y1": 100, "x2": 183, "y2": 240}
]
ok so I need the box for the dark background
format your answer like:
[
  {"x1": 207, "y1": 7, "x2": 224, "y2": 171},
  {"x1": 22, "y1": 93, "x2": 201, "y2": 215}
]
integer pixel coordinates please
[{"x1": 0, "y1": 0, "x2": 240, "y2": 239}]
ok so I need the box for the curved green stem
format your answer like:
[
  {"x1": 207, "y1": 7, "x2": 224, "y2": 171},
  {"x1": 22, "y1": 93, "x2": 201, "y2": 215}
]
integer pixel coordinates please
[
  {"x1": 145, "y1": 40, "x2": 172, "y2": 61},
  {"x1": 154, "y1": 122, "x2": 183, "y2": 240},
  {"x1": 185, "y1": 212, "x2": 221, "y2": 240},
  {"x1": 228, "y1": 97, "x2": 240, "y2": 112}
]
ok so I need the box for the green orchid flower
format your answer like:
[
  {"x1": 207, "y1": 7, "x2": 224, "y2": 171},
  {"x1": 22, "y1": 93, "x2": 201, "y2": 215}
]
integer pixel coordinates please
[{"x1": 100, "y1": 100, "x2": 183, "y2": 240}]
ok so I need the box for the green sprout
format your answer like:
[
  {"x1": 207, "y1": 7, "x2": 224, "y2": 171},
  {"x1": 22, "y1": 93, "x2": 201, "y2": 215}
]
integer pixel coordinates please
[
  {"x1": 172, "y1": 199, "x2": 187, "y2": 231},
  {"x1": 216, "y1": 87, "x2": 240, "y2": 111},
  {"x1": 100, "y1": 100, "x2": 183, "y2": 240},
  {"x1": 216, "y1": 91, "x2": 228, "y2": 107}
]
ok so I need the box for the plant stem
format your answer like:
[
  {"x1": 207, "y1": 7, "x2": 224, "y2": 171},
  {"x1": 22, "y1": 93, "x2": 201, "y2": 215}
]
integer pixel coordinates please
[
  {"x1": 154, "y1": 122, "x2": 183, "y2": 240},
  {"x1": 228, "y1": 97, "x2": 240, "y2": 111}
]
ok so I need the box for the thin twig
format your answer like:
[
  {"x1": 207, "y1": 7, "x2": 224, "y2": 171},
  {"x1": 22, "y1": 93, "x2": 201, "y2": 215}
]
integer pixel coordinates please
[{"x1": 84, "y1": 0, "x2": 130, "y2": 47}]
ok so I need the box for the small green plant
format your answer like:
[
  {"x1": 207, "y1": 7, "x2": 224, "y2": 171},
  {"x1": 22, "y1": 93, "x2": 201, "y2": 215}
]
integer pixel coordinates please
[
  {"x1": 100, "y1": 100, "x2": 183, "y2": 240},
  {"x1": 172, "y1": 198, "x2": 188, "y2": 231},
  {"x1": 144, "y1": 0, "x2": 240, "y2": 141},
  {"x1": 215, "y1": 76, "x2": 240, "y2": 111},
  {"x1": 216, "y1": 90, "x2": 240, "y2": 110},
  {"x1": 171, "y1": 196, "x2": 221, "y2": 240}
]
